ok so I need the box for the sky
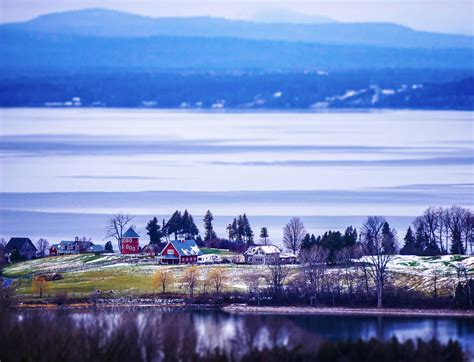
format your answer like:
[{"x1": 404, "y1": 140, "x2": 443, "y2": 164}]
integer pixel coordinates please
[{"x1": 0, "y1": 0, "x2": 473, "y2": 35}]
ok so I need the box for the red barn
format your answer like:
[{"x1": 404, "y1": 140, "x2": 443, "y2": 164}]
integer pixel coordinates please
[
  {"x1": 121, "y1": 227, "x2": 140, "y2": 254},
  {"x1": 159, "y1": 239, "x2": 202, "y2": 264}
]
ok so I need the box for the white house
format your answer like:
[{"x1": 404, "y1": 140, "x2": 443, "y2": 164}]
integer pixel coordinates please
[{"x1": 244, "y1": 245, "x2": 281, "y2": 264}]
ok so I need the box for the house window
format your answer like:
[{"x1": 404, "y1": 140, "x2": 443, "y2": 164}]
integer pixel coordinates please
[{"x1": 167, "y1": 249, "x2": 174, "y2": 255}]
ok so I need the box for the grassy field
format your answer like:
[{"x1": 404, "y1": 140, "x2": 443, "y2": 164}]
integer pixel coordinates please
[{"x1": 2, "y1": 254, "x2": 473, "y2": 300}]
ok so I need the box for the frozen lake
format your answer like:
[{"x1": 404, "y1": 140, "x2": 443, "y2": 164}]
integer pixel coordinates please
[{"x1": 0, "y1": 109, "x2": 472, "y2": 243}]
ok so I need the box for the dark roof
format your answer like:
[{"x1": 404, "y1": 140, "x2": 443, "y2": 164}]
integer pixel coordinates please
[
  {"x1": 166, "y1": 240, "x2": 202, "y2": 256},
  {"x1": 5, "y1": 237, "x2": 37, "y2": 253},
  {"x1": 123, "y1": 227, "x2": 140, "y2": 238}
]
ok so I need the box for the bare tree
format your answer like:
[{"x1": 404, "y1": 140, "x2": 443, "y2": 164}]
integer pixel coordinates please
[
  {"x1": 266, "y1": 261, "x2": 290, "y2": 296},
  {"x1": 446, "y1": 206, "x2": 470, "y2": 254},
  {"x1": 300, "y1": 245, "x2": 328, "y2": 303},
  {"x1": 243, "y1": 270, "x2": 264, "y2": 305},
  {"x1": 106, "y1": 213, "x2": 134, "y2": 253},
  {"x1": 283, "y1": 217, "x2": 306, "y2": 255},
  {"x1": 206, "y1": 267, "x2": 228, "y2": 294},
  {"x1": 361, "y1": 216, "x2": 395, "y2": 308},
  {"x1": 77, "y1": 236, "x2": 92, "y2": 253},
  {"x1": 36, "y1": 238, "x2": 49, "y2": 257},
  {"x1": 0, "y1": 237, "x2": 6, "y2": 247},
  {"x1": 32, "y1": 276, "x2": 48, "y2": 298},
  {"x1": 180, "y1": 265, "x2": 200, "y2": 297},
  {"x1": 152, "y1": 269, "x2": 175, "y2": 294},
  {"x1": 430, "y1": 267, "x2": 442, "y2": 299}
]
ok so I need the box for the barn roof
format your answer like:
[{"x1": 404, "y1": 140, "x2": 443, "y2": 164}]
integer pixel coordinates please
[
  {"x1": 5, "y1": 237, "x2": 37, "y2": 253},
  {"x1": 123, "y1": 227, "x2": 140, "y2": 238},
  {"x1": 167, "y1": 240, "x2": 202, "y2": 256}
]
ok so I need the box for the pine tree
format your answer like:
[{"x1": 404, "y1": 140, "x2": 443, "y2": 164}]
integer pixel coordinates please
[
  {"x1": 343, "y1": 226, "x2": 358, "y2": 247},
  {"x1": 400, "y1": 227, "x2": 416, "y2": 255},
  {"x1": 301, "y1": 233, "x2": 311, "y2": 249},
  {"x1": 450, "y1": 229, "x2": 465, "y2": 255},
  {"x1": 231, "y1": 218, "x2": 238, "y2": 241},
  {"x1": 182, "y1": 210, "x2": 199, "y2": 240},
  {"x1": 203, "y1": 210, "x2": 217, "y2": 242},
  {"x1": 259, "y1": 227, "x2": 269, "y2": 245},
  {"x1": 243, "y1": 214, "x2": 254, "y2": 245},
  {"x1": 104, "y1": 241, "x2": 114, "y2": 253},
  {"x1": 236, "y1": 215, "x2": 245, "y2": 243},
  {"x1": 381, "y1": 222, "x2": 397, "y2": 254},
  {"x1": 146, "y1": 217, "x2": 162, "y2": 244},
  {"x1": 414, "y1": 224, "x2": 428, "y2": 255},
  {"x1": 166, "y1": 211, "x2": 183, "y2": 240}
]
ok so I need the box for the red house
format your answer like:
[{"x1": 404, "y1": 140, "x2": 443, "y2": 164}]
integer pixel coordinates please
[
  {"x1": 121, "y1": 227, "x2": 140, "y2": 254},
  {"x1": 159, "y1": 239, "x2": 202, "y2": 264}
]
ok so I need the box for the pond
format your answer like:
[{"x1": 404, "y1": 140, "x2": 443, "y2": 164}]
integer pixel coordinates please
[{"x1": 3, "y1": 308, "x2": 474, "y2": 358}]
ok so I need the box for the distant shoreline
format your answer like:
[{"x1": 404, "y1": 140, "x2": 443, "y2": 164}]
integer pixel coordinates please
[{"x1": 222, "y1": 305, "x2": 474, "y2": 318}]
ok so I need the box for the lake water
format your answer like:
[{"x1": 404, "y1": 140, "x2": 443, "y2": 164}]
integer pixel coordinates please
[
  {"x1": 0, "y1": 109, "x2": 472, "y2": 243},
  {"x1": 4, "y1": 309, "x2": 474, "y2": 357}
]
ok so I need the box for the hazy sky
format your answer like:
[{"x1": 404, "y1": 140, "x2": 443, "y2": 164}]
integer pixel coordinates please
[{"x1": 0, "y1": 0, "x2": 473, "y2": 35}]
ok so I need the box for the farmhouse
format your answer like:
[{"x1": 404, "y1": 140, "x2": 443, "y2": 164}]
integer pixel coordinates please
[
  {"x1": 159, "y1": 239, "x2": 202, "y2": 264},
  {"x1": 244, "y1": 245, "x2": 281, "y2": 264},
  {"x1": 120, "y1": 227, "x2": 140, "y2": 255},
  {"x1": 50, "y1": 237, "x2": 104, "y2": 256},
  {"x1": 5, "y1": 237, "x2": 38, "y2": 261}
]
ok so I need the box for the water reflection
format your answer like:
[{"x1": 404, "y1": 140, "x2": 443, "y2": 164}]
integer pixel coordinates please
[{"x1": 7, "y1": 309, "x2": 474, "y2": 356}]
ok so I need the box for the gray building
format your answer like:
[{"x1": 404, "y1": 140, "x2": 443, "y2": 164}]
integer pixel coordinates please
[{"x1": 5, "y1": 237, "x2": 38, "y2": 261}]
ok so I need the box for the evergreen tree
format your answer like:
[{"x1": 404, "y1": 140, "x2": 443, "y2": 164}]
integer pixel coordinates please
[
  {"x1": 146, "y1": 217, "x2": 162, "y2": 244},
  {"x1": 400, "y1": 227, "x2": 416, "y2": 255},
  {"x1": 301, "y1": 233, "x2": 311, "y2": 249},
  {"x1": 450, "y1": 229, "x2": 465, "y2": 255},
  {"x1": 343, "y1": 226, "x2": 358, "y2": 247},
  {"x1": 425, "y1": 238, "x2": 441, "y2": 256},
  {"x1": 166, "y1": 211, "x2": 183, "y2": 240},
  {"x1": 259, "y1": 227, "x2": 269, "y2": 244},
  {"x1": 226, "y1": 223, "x2": 234, "y2": 241},
  {"x1": 203, "y1": 210, "x2": 216, "y2": 242},
  {"x1": 381, "y1": 222, "x2": 397, "y2": 254},
  {"x1": 243, "y1": 214, "x2": 254, "y2": 245},
  {"x1": 104, "y1": 241, "x2": 114, "y2": 253},
  {"x1": 236, "y1": 215, "x2": 245, "y2": 243},
  {"x1": 229, "y1": 218, "x2": 239, "y2": 241},
  {"x1": 182, "y1": 210, "x2": 199, "y2": 239},
  {"x1": 414, "y1": 224, "x2": 428, "y2": 255}
]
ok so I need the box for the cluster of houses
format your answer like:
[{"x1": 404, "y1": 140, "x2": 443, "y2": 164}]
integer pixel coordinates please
[{"x1": 1, "y1": 227, "x2": 297, "y2": 265}]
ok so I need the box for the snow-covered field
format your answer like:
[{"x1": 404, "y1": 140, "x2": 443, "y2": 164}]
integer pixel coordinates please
[{"x1": 3, "y1": 254, "x2": 473, "y2": 297}]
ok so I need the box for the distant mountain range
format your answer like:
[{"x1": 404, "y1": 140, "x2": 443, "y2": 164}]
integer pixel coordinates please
[
  {"x1": 1, "y1": 8, "x2": 473, "y2": 49},
  {"x1": 0, "y1": 8, "x2": 473, "y2": 109}
]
